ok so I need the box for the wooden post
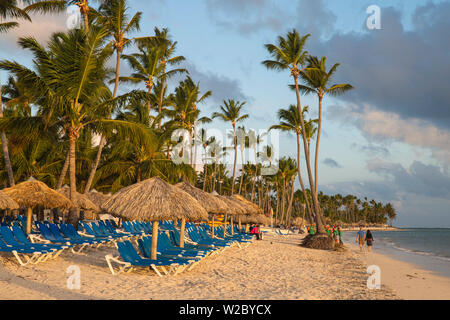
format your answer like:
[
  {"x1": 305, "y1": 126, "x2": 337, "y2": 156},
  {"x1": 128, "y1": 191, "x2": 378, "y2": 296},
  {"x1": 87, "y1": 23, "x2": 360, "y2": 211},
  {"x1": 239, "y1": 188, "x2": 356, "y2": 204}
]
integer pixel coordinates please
[
  {"x1": 211, "y1": 215, "x2": 215, "y2": 238},
  {"x1": 26, "y1": 207, "x2": 32, "y2": 234},
  {"x1": 230, "y1": 215, "x2": 234, "y2": 235},
  {"x1": 179, "y1": 217, "x2": 186, "y2": 248},
  {"x1": 223, "y1": 213, "x2": 228, "y2": 236},
  {"x1": 238, "y1": 215, "x2": 242, "y2": 232},
  {"x1": 245, "y1": 223, "x2": 249, "y2": 233},
  {"x1": 150, "y1": 220, "x2": 159, "y2": 260}
]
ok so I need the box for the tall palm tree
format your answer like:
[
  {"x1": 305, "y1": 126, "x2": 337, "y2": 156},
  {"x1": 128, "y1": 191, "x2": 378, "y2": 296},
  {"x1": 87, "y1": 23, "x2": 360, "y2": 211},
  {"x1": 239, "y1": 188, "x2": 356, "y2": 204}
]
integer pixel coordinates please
[
  {"x1": 269, "y1": 104, "x2": 316, "y2": 224},
  {"x1": 212, "y1": 99, "x2": 248, "y2": 194},
  {"x1": 0, "y1": 28, "x2": 151, "y2": 226},
  {"x1": 136, "y1": 27, "x2": 187, "y2": 128},
  {"x1": 0, "y1": 79, "x2": 15, "y2": 185},
  {"x1": 262, "y1": 29, "x2": 325, "y2": 234},
  {"x1": 84, "y1": 0, "x2": 143, "y2": 193},
  {"x1": 298, "y1": 56, "x2": 353, "y2": 196}
]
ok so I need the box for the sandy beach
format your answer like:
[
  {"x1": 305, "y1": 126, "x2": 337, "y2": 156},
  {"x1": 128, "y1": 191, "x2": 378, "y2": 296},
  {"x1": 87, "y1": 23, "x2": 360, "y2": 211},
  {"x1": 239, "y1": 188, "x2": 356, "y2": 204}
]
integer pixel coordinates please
[
  {"x1": 0, "y1": 231, "x2": 404, "y2": 300},
  {"x1": 345, "y1": 241, "x2": 450, "y2": 300},
  {"x1": 2, "y1": 229, "x2": 449, "y2": 300}
]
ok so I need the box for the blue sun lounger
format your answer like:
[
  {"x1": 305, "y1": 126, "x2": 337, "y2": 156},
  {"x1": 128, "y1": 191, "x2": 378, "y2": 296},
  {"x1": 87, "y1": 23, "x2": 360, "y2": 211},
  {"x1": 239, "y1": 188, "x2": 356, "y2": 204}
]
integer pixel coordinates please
[
  {"x1": 105, "y1": 240, "x2": 191, "y2": 276},
  {"x1": 0, "y1": 226, "x2": 54, "y2": 266}
]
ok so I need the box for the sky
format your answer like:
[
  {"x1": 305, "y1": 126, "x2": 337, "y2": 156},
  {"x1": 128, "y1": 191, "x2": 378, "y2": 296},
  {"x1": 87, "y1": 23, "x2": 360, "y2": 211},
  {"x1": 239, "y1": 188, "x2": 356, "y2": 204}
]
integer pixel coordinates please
[{"x1": 0, "y1": 0, "x2": 449, "y2": 227}]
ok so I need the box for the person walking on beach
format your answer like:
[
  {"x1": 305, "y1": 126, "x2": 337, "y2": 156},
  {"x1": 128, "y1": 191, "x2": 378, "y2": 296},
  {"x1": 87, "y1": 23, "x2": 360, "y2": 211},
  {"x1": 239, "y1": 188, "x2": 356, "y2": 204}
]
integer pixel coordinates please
[
  {"x1": 356, "y1": 227, "x2": 365, "y2": 251},
  {"x1": 338, "y1": 226, "x2": 343, "y2": 244},
  {"x1": 365, "y1": 230, "x2": 374, "y2": 252}
]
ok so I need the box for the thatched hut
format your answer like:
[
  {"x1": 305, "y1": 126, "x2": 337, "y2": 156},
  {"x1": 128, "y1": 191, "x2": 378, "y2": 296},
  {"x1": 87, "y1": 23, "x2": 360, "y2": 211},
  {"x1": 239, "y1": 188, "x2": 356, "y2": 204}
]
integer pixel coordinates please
[
  {"x1": 0, "y1": 190, "x2": 19, "y2": 210},
  {"x1": 2, "y1": 178, "x2": 72, "y2": 233},
  {"x1": 102, "y1": 177, "x2": 208, "y2": 258},
  {"x1": 176, "y1": 182, "x2": 228, "y2": 238},
  {"x1": 85, "y1": 189, "x2": 111, "y2": 208},
  {"x1": 57, "y1": 185, "x2": 101, "y2": 219}
]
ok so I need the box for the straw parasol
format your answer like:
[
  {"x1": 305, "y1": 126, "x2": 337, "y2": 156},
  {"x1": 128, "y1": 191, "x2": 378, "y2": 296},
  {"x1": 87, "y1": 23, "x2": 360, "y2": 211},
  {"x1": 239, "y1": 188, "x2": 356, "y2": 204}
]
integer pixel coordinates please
[
  {"x1": 0, "y1": 190, "x2": 19, "y2": 210},
  {"x1": 58, "y1": 185, "x2": 101, "y2": 213},
  {"x1": 85, "y1": 189, "x2": 111, "y2": 208},
  {"x1": 231, "y1": 194, "x2": 264, "y2": 215},
  {"x1": 102, "y1": 177, "x2": 208, "y2": 257},
  {"x1": 230, "y1": 194, "x2": 264, "y2": 234},
  {"x1": 2, "y1": 178, "x2": 72, "y2": 233},
  {"x1": 176, "y1": 182, "x2": 229, "y2": 238},
  {"x1": 176, "y1": 182, "x2": 228, "y2": 214}
]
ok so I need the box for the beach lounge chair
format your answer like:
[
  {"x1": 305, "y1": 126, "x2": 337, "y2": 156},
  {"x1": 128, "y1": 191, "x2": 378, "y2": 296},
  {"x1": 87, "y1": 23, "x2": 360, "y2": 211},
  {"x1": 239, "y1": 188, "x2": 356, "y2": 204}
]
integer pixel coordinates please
[
  {"x1": 0, "y1": 226, "x2": 54, "y2": 266},
  {"x1": 59, "y1": 224, "x2": 106, "y2": 249},
  {"x1": 105, "y1": 240, "x2": 191, "y2": 276},
  {"x1": 136, "y1": 236, "x2": 202, "y2": 271},
  {"x1": 138, "y1": 235, "x2": 205, "y2": 260},
  {"x1": 11, "y1": 226, "x2": 68, "y2": 259}
]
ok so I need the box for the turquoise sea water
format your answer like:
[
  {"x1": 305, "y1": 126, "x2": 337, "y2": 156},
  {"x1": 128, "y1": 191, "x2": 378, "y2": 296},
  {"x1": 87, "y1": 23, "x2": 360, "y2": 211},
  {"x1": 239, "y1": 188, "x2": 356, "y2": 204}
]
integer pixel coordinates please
[{"x1": 342, "y1": 228, "x2": 450, "y2": 278}]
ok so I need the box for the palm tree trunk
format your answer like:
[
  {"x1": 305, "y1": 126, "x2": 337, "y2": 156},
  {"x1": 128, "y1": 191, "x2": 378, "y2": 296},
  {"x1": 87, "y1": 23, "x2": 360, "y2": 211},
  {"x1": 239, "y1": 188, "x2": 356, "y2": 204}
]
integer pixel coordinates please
[
  {"x1": 286, "y1": 177, "x2": 295, "y2": 225},
  {"x1": 238, "y1": 146, "x2": 244, "y2": 194},
  {"x1": 231, "y1": 123, "x2": 237, "y2": 194},
  {"x1": 0, "y1": 81, "x2": 15, "y2": 186},
  {"x1": 314, "y1": 95, "x2": 323, "y2": 196},
  {"x1": 56, "y1": 150, "x2": 70, "y2": 189},
  {"x1": 293, "y1": 75, "x2": 324, "y2": 234},
  {"x1": 158, "y1": 67, "x2": 166, "y2": 129},
  {"x1": 67, "y1": 128, "x2": 79, "y2": 227},
  {"x1": 296, "y1": 133, "x2": 313, "y2": 222},
  {"x1": 84, "y1": 49, "x2": 122, "y2": 193}
]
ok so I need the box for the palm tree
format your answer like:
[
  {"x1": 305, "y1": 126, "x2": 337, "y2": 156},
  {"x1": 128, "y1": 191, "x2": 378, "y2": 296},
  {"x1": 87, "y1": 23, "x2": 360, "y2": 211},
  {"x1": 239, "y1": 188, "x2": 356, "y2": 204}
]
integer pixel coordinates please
[
  {"x1": 0, "y1": 0, "x2": 31, "y2": 33},
  {"x1": 298, "y1": 56, "x2": 353, "y2": 197},
  {"x1": 262, "y1": 29, "x2": 325, "y2": 233},
  {"x1": 84, "y1": 0, "x2": 143, "y2": 193},
  {"x1": 0, "y1": 79, "x2": 15, "y2": 186},
  {"x1": 166, "y1": 77, "x2": 211, "y2": 166},
  {"x1": 212, "y1": 99, "x2": 248, "y2": 194},
  {"x1": 269, "y1": 104, "x2": 316, "y2": 225},
  {"x1": 136, "y1": 27, "x2": 186, "y2": 128},
  {"x1": 0, "y1": 28, "x2": 151, "y2": 226}
]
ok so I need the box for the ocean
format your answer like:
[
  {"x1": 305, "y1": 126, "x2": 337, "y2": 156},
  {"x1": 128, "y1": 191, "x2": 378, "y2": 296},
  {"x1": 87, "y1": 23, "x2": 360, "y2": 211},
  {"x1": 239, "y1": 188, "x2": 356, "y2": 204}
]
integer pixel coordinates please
[{"x1": 342, "y1": 228, "x2": 450, "y2": 278}]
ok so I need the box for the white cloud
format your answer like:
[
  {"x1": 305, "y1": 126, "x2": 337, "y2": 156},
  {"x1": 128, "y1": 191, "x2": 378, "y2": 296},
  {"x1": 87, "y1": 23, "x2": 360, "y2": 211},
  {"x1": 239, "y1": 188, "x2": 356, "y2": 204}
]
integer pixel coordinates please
[{"x1": 329, "y1": 103, "x2": 450, "y2": 166}]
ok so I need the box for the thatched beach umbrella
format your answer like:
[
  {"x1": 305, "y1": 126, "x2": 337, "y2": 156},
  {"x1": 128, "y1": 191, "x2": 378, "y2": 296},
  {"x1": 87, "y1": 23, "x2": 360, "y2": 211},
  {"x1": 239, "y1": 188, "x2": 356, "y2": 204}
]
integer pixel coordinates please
[
  {"x1": 58, "y1": 185, "x2": 101, "y2": 216},
  {"x1": 0, "y1": 190, "x2": 19, "y2": 210},
  {"x1": 2, "y1": 178, "x2": 72, "y2": 233},
  {"x1": 85, "y1": 189, "x2": 111, "y2": 208},
  {"x1": 230, "y1": 194, "x2": 264, "y2": 234},
  {"x1": 176, "y1": 182, "x2": 228, "y2": 238},
  {"x1": 102, "y1": 177, "x2": 208, "y2": 258}
]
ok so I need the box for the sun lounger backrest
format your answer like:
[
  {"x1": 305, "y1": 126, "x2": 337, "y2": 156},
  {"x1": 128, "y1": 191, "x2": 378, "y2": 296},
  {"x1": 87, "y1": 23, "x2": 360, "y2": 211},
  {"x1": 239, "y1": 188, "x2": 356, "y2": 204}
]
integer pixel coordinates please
[
  {"x1": 11, "y1": 226, "x2": 31, "y2": 244},
  {"x1": 37, "y1": 223, "x2": 58, "y2": 241},
  {"x1": 48, "y1": 224, "x2": 67, "y2": 241},
  {"x1": 0, "y1": 226, "x2": 21, "y2": 246}
]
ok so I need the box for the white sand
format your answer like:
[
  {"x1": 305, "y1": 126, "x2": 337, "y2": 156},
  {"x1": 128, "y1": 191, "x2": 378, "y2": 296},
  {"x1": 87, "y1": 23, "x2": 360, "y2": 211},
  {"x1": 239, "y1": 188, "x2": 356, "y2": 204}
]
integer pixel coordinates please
[
  {"x1": 346, "y1": 241, "x2": 450, "y2": 300},
  {"x1": 2, "y1": 231, "x2": 440, "y2": 300}
]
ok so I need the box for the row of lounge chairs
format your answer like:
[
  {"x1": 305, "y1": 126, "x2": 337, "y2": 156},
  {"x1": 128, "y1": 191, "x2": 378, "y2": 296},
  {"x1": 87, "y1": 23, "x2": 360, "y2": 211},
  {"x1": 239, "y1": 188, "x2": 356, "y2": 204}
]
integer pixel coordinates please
[{"x1": 0, "y1": 217, "x2": 256, "y2": 277}]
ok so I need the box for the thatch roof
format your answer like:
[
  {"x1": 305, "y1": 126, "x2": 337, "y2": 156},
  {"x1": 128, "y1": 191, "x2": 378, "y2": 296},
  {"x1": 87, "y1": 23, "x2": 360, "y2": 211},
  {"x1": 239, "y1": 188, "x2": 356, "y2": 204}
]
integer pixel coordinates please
[
  {"x1": 85, "y1": 189, "x2": 111, "y2": 208},
  {"x1": 217, "y1": 195, "x2": 245, "y2": 215},
  {"x1": 57, "y1": 186, "x2": 101, "y2": 212},
  {"x1": 102, "y1": 177, "x2": 208, "y2": 221},
  {"x1": 231, "y1": 194, "x2": 264, "y2": 215},
  {"x1": 175, "y1": 182, "x2": 229, "y2": 214},
  {"x1": 2, "y1": 179, "x2": 72, "y2": 209},
  {"x1": 0, "y1": 190, "x2": 19, "y2": 210}
]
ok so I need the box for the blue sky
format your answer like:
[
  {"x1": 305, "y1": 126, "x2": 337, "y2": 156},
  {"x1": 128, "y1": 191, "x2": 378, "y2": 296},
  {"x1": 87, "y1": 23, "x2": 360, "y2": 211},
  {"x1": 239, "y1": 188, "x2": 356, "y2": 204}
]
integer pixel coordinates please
[{"x1": 1, "y1": 0, "x2": 449, "y2": 227}]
